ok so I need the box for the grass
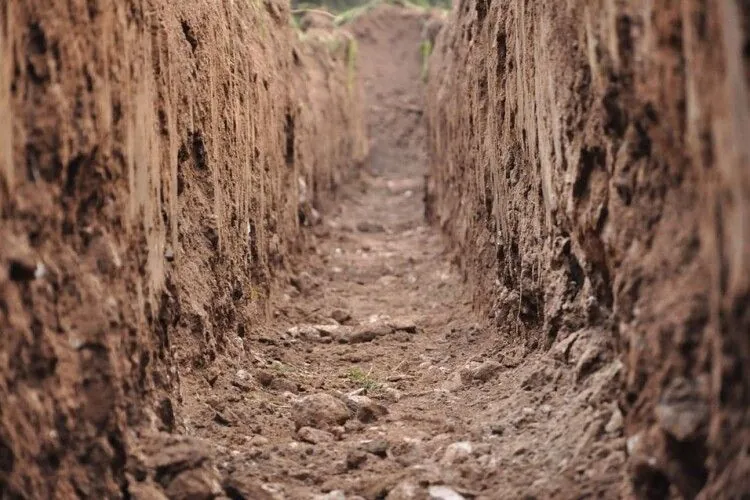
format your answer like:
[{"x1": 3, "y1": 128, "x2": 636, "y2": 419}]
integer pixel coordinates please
[
  {"x1": 420, "y1": 39, "x2": 432, "y2": 82},
  {"x1": 346, "y1": 366, "x2": 381, "y2": 392}
]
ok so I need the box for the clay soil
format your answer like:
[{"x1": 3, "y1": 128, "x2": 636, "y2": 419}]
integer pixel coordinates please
[{"x1": 130, "y1": 6, "x2": 628, "y2": 499}]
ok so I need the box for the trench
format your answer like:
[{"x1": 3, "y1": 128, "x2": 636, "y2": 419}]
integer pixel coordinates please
[{"x1": 1, "y1": 1, "x2": 749, "y2": 499}]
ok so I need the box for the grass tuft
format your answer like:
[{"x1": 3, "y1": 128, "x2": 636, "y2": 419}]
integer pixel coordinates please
[{"x1": 346, "y1": 366, "x2": 381, "y2": 392}]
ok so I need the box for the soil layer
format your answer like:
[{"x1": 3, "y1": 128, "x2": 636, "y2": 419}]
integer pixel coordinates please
[{"x1": 426, "y1": 1, "x2": 750, "y2": 497}]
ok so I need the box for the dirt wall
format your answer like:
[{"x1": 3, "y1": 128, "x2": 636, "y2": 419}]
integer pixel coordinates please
[
  {"x1": 0, "y1": 0, "x2": 366, "y2": 497},
  {"x1": 426, "y1": 1, "x2": 749, "y2": 497}
]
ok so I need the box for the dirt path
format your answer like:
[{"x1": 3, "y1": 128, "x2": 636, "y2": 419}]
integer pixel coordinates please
[{"x1": 129, "y1": 7, "x2": 627, "y2": 500}]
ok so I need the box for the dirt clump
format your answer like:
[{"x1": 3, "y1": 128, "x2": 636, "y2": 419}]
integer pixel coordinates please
[{"x1": 427, "y1": 0, "x2": 750, "y2": 497}]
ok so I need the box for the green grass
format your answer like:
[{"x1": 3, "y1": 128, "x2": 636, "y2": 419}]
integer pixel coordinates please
[
  {"x1": 346, "y1": 366, "x2": 381, "y2": 392},
  {"x1": 420, "y1": 39, "x2": 433, "y2": 82}
]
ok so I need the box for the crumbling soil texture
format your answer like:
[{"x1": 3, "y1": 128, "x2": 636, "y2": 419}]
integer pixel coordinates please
[
  {"x1": 0, "y1": 0, "x2": 365, "y2": 497},
  {"x1": 427, "y1": 1, "x2": 750, "y2": 498}
]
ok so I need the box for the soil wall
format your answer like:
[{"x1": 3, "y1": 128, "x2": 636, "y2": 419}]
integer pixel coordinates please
[
  {"x1": 0, "y1": 0, "x2": 366, "y2": 497},
  {"x1": 426, "y1": 1, "x2": 749, "y2": 497}
]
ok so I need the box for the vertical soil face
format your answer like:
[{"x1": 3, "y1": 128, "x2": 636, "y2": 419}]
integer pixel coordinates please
[
  {"x1": 0, "y1": 0, "x2": 365, "y2": 497},
  {"x1": 427, "y1": 0, "x2": 750, "y2": 497}
]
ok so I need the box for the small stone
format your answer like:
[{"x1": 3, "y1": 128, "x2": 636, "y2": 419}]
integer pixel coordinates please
[
  {"x1": 344, "y1": 394, "x2": 388, "y2": 423},
  {"x1": 287, "y1": 325, "x2": 319, "y2": 339},
  {"x1": 489, "y1": 423, "x2": 504, "y2": 436},
  {"x1": 249, "y1": 435, "x2": 269, "y2": 446},
  {"x1": 297, "y1": 426, "x2": 335, "y2": 444},
  {"x1": 269, "y1": 377, "x2": 298, "y2": 394},
  {"x1": 386, "y1": 480, "x2": 421, "y2": 500},
  {"x1": 291, "y1": 393, "x2": 351, "y2": 430},
  {"x1": 346, "y1": 449, "x2": 368, "y2": 469},
  {"x1": 256, "y1": 371, "x2": 274, "y2": 387},
  {"x1": 360, "y1": 439, "x2": 389, "y2": 457},
  {"x1": 331, "y1": 308, "x2": 352, "y2": 324},
  {"x1": 314, "y1": 324, "x2": 341, "y2": 336},
  {"x1": 382, "y1": 387, "x2": 402, "y2": 402},
  {"x1": 165, "y1": 468, "x2": 223, "y2": 500},
  {"x1": 428, "y1": 485, "x2": 465, "y2": 500},
  {"x1": 472, "y1": 360, "x2": 501, "y2": 382},
  {"x1": 441, "y1": 442, "x2": 473, "y2": 466},
  {"x1": 655, "y1": 376, "x2": 708, "y2": 441},
  {"x1": 605, "y1": 407, "x2": 624, "y2": 434},
  {"x1": 314, "y1": 491, "x2": 346, "y2": 500},
  {"x1": 389, "y1": 318, "x2": 417, "y2": 333},
  {"x1": 164, "y1": 246, "x2": 175, "y2": 262}
]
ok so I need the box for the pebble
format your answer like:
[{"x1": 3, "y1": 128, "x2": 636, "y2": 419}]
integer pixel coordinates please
[
  {"x1": 346, "y1": 449, "x2": 368, "y2": 469},
  {"x1": 472, "y1": 360, "x2": 501, "y2": 382},
  {"x1": 441, "y1": 441, "x2": 473, "y2": 465},
  {"x1": 314, "y1": 491, "x2": 346, "y2": 500},
  {"x1": 344, "y1": 394, "x2": 388, "y2": 423},
  {"x1": 297, "y1": 426, "x2": 335, "y2": 444},
  {"x1": 389, "y1": 318, "x2": 417, "y2": 333},
  {"x1": 291, "y1": 393, "x2": 350, "y2": 430},
  {"x1": 331, "y1": 308, "x2": 352, "y2": 323},
  {"x1": 386, "y1": 480, "x2": 420, "y2": 499},
  {"x1": 359, "y1": 439, "x2": 389, "y2": 457},
  {"x1": 605, "y1": 407, "x2": 624, "y2": 434},
  {"x1": 427, "y1": 485, "x2": 465, "y2": 500}
]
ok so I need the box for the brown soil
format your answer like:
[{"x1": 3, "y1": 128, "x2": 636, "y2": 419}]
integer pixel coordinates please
[
  {"x1": 1, "y1": 1, "x2": 749, "y2": 499},
  {"x1": 427, "y1": 1, "x2": 750, "y2": 498},
  {"x1": 133, "y1": 5, "x2": 625, "y2": 499}
]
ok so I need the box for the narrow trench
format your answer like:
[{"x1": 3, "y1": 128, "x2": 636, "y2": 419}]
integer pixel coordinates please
[{"x1": 164, "y1": 7, "x2": 625, "y2": 500}]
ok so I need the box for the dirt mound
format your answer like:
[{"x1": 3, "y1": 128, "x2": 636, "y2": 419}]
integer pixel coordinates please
[
  {"x1": 427, "y1": 1, "x2": 750, "y2": 497},
  {"x1": 0, "y1": 0, "x2": 365, "y2": 496}
]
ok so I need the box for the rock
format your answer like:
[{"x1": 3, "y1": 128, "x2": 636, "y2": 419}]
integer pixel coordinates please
[
  {"x1": 290, "y1": 272, "x2": 316, "y2": 294},
  {"x1": 345, "y1": 323, "x2": 393, "y2": 343},
  {"x1": 256, "y1": 370, "x2": 275, "y2": 387},
  {"x1": 428, "y1": 485, "x2": 465, "y2": 500},
  {"x1": 165, "y1": 467, "x2": 223, "y2": 500},
  {"x1": 223, "y1": 472, "x2": 276, "y2": 500},
  {"x1": 472, "y1": 360, "x2": 501, "y2": 382},
  {"x1": 298, "y1": 426, "x2": 335, "y2": 444},
  {"x1": 127, "y1": 481, "x2": 169, "y2": 500},
  {"x1": 249, "y1": 435, "x2": 269, "y2": 446},
  {"x1": 287, "y1": 325, "x2": 320, "y2": 339},
  {"x1": 314, "y1": 491, "x2": 346, "y2": 500},
  {"x1": 655, "y1": 376, "x2": 708, "y2": 441},
  {"x1": 344, "y1": 394, "x2": 388, "y2": 423},
  {"x1": 382, "y1": 387, "x2": 402, "y2": 402},
  {"x1": 291, "y1": 393, "x2": 351, "y2": 430},
  {"x1": 360, "y1": 439, "x2": 389, "y2": 457},
  {"x1": 314, "y1": 324, "x2": 342, "y2": 337},
  {"x1": 386, "y1": 480, "x2": 421, "y2": 500},
  {"x1": 489, "y1": 423, "x2": 504, "y2": 436},
  {"x1": 164, "y1": 246, "x2": 175, "y2": 262},
  {"x1": 331, "y1": 308, "x2": 352, "y2": 324},
  {"x1": 346, "y1": 449, "x2": 368, "y2": 469},
  {"x1": 605, "y1": 407, "x2": 624, "y2": 434},
  {"x1": 441, "y1": 441, "x2": 473, "y2": 466},
  {"x1": 388, "y1": 318, "x2": 417, "y2": 333},
  {"x1": 269, "y1": 377, "x2": 298, "y2": 394},
  {"x1": 356, "y1": 221, "x2": 385, "y2": 233}
]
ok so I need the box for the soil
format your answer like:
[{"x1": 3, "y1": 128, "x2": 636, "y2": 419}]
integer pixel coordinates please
[
  {"x1": 1, "y1": 1, "x2": 748, "y2": 499},
  {"x1": 130, "y1": 6, "x2": 626, "y2": 500}
]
